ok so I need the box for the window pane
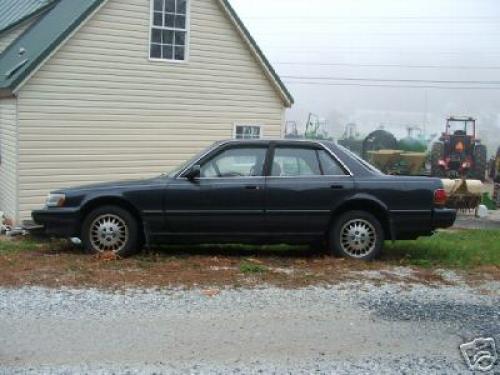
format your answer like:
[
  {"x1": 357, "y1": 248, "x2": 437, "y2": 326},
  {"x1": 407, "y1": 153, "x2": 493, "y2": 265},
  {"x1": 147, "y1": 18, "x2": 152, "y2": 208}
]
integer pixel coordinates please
[
  {"x1": 165, "y1": 0, "x2": 175, "y2": 12},
  {"x1": 202, "y1": 163, "x2": 218, "y2": 178},
  {"x1": 175, "y1": 15, "x2": 186, "y2": 28},
  {"x1": 201, "y1": 148, "x2": 267, "y2": 178},
  {"x1": 164, "y1": 13, "x2": 175, "y2": 27},
  {"x1": 150, "y1": 0, "x2": 189, "y2": 61},
  {"x1": 154, "y1": 0, "x2": 163, "y2": 11},
  {"x1": 174, "y1": 31, "x2": 185, "y2": 46},
  {"x1": 153, "y1": 12, "x2": 163, "y2": 26},
  {"x1": 150, "y1": 43, "x2": 161, "y2": 58},
  {"x1": 162, "y1": 29, "x2": 174, "y2": 44},
  {"x1": 235, "y1": 126, "x2": 261, "y2": 139},
  {"x1": 162, "y1": 45, "x2": 173, "y2": 59},
  {"x1": 272, "y1": 148, "x2": 321, "y2": 177},
  {"x1": 318, "y1": 150, "x2": 346, "y2": 175},
  {"x1": 177, "y1": 0, "x2": 187, "y2": 14},
  {"x1": 151, "y1": 28, "x2": 161, "y2": 43},
  {"x1": 174, "y1": 46, "x2": 185, "y2": 60}
]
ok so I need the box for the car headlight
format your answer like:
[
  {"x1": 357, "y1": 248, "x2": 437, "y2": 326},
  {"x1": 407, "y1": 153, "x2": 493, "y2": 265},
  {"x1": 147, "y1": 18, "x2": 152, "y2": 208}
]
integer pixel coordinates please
[{"x1": 46, "y1": 193, "x2": 66, "y2": 207}]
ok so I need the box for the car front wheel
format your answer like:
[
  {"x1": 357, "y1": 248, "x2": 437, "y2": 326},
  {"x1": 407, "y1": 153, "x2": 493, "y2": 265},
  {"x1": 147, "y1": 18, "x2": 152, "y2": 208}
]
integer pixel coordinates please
[
  {"x1": 81, "y1": 205, "x2": 140, "y2": 257},
  {"x1": 329, "y1": 210, "x2": 384, "y2": 260}
]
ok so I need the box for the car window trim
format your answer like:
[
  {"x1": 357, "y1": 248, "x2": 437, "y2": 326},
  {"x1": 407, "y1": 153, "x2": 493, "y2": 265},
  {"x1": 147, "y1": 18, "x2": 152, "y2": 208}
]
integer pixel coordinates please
[
  {"x1": 315, "y1": 149, "x2": 325, "y2": 175},
  {"x1": 203, "y1": 147, "x2": 267, "y2": 178},
  {"x1": 267, "y1": 143, "x2": 352, "y2": 178},
  {"x1": 176, "y1": 140, "x2": 353, "y2": 179},
  {"x1": 317, "y1": 148, "x2": 350, "y2": 177},
  {"x1": 270, "y1": 146, "x2": 321, "y2": 177},
  {"x1": 177, "y1": 141, "x2": 269, "y2": 179}
]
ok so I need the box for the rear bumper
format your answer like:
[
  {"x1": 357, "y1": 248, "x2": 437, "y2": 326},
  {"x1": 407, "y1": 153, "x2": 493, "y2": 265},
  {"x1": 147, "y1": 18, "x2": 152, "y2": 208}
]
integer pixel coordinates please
[
  {"x1": 390, "y1": 208, "x2": 456, "y2": 240},
  {"x1": 31, "y1": 208, "x2": 81, "y2": 237},
  {"x1": 432, "y1": 208, "x2": 456, "y2": 229}
]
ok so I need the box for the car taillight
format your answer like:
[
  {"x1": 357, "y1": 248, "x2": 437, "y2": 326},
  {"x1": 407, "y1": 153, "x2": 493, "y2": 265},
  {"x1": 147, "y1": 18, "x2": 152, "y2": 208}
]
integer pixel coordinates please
[{"x1": 434, "y1": 189, "x2": 447, "y2": 206}]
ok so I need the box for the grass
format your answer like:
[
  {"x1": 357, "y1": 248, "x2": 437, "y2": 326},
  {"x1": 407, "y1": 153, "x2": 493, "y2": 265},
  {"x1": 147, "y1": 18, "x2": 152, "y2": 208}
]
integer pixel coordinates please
[
  {"x1": 0, "y1": 237, "x2": 45, "y2": 254},
  {"x1": 384, "y1": 230, "x2": 500, "y2": 268},
  {"x1": 0, "y1": 229, "x2": 498, "y2": 288},
  {"x1": 239, "y1": 261, "x2": 268, "y2": 274}
]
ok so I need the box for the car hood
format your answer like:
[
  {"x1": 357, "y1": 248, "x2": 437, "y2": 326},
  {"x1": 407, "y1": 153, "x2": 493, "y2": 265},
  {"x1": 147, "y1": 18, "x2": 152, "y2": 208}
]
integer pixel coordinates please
[{"x1": 55, "y1": 176, "x2": 169, "y2": 193}]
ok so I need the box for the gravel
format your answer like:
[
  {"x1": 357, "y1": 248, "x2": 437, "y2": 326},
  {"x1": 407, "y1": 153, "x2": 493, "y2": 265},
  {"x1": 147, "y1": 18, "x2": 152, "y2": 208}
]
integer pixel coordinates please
[
  {"x1": 454, "y1": 210, "x2": 500, "y2": 230},
  {"x1": 1, "y1": 281, "x2": 499, "y2": 374}
]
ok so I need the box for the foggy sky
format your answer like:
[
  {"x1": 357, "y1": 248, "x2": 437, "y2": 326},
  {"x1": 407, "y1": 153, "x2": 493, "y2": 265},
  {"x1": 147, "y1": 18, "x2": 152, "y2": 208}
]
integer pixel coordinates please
[{"x1": 230, "y1": 0, "x2": 500, "y2": 155}]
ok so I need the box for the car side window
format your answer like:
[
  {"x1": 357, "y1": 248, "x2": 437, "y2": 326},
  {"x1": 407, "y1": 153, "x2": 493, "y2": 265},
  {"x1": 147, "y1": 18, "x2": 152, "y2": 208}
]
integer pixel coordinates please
[
  {"x1": 201, "y1": 147, "x2": 267, "y2": 178},
  {"x1": 271, "y1": 147, "x2": 321, "y2": 176},
  {"x1": 318, "y1": 150, "x2": 347, "y2": 176}
]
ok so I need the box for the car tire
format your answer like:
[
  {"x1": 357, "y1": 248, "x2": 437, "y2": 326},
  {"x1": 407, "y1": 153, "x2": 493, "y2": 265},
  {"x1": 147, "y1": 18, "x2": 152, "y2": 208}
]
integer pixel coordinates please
[
  {"x1": 329, "y1": 210, "x2": 384, "y2": 261},
  {"x1": 81, "y1": 205, "x2": 140, "y2": 257}
]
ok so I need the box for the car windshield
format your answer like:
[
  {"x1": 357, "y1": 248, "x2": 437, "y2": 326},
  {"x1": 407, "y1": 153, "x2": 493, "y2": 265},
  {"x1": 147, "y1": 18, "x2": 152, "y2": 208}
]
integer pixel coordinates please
[
  {"x1": 335, "y1": 143, "x2": 384, "y2": 175},
  {"x1": 166, "y1": 143, "x2": 218, "y2": 177}
]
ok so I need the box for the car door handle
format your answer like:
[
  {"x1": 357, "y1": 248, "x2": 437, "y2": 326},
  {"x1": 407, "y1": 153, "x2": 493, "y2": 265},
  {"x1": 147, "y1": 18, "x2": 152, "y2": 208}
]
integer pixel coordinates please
[
  {"x1": 245, "y1": 185, "x2": 261, "y2": 190},
  {"x1": 330, "y1": 185, "x2": 345, "y2": 190}
]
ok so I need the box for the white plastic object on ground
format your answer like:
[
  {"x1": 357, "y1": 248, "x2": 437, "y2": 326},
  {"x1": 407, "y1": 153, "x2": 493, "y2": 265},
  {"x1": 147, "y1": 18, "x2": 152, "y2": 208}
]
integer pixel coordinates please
[{"x1": 476, "y1": 205, "x2": 489, "y2": 218}]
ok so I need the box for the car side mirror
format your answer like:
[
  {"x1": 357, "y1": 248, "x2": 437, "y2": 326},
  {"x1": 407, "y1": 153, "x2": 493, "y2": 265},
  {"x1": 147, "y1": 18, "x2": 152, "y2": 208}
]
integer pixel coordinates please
[{"x1": 185, "y1": 164, "x2": 201, "y2": 180}]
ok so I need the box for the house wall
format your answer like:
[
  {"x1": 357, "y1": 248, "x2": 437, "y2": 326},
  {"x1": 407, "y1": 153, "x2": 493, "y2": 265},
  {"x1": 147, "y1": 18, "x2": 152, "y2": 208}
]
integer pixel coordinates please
[
  {"x1": 0, "y1": 98, "x2": 18, "y2": 222},
  {"x1": 0, "y1": 20, "x2": 35, "y2": 54},
  {"x1": 15, "y1": 0, "x2": 285, "y2": 220}
]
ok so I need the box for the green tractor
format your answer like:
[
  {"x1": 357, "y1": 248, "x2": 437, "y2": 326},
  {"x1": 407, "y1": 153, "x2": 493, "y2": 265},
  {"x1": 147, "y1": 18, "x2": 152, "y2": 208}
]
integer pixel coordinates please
[{"x1": 430, "y1": 116, "x2": 487, "y2": 181}]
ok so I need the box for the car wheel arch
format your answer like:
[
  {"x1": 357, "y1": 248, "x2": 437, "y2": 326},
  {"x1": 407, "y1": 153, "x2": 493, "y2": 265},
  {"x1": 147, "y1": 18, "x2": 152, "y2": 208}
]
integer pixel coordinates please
[
  {"x1": 79, "y1": 197, "x2": 144, "y2": 238},
  {"x1": 330, "y1": 197, "x2": 392, "y2": 241}
]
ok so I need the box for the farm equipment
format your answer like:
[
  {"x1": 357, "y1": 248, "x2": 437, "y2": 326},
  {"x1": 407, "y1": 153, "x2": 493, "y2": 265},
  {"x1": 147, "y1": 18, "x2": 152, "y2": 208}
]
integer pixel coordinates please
[
  {"x1": 304, "y1": 113, "x2": 332, "y2": 140},
  {"x1": 362, "y1": 129, "x2": 427, "y2": 175},
  {"x1": 492, "y1": 146, "x2": 500, "y2": 207},
  {"x1": 362, "y1": 129, "x2": 398, "y2": 160},
  {"x1": 338, "y1": 123, "x2": 364, "y2": 156},
  {"x1": 398, "y1": 127, "x2": 428, "y2": 153},
  {"x1": 441, "y1": 179, "x2": 484, "y2": 211},
  {"x1": 367, "y1": 150, "x2": 427, "y2": 175},
  {"x1": 430, "y1": 116, "x2": 487, "y2": 181}
]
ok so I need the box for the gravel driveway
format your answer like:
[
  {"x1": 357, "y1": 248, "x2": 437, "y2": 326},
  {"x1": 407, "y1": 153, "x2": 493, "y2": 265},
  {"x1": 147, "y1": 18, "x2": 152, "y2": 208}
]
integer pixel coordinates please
[{"x1": 1, "y1": 278, "x2": 499, "y2": 374}]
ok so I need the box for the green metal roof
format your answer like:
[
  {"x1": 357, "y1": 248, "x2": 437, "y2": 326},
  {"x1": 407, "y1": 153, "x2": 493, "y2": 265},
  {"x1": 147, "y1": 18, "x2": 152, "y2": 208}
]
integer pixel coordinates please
[
  {"x1": 0, "y1": 0, "x2": 58, "y2": 34},
  {"x1": 0, "y1": 0, "x2": 104, "y2": 95},
  {"x1": 0, "y1": 0, "x2": 293, "y2": 106}
]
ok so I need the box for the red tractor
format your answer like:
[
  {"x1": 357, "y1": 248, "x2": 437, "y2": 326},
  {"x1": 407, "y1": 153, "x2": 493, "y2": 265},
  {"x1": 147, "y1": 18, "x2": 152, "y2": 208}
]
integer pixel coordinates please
[{"x1": 431, "y1": 116, "x2": 487, "y2": 181}]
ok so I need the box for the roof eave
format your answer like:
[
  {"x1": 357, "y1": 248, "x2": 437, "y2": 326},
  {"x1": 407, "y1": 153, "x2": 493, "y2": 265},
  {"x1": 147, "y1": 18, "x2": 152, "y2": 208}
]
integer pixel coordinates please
[
  {"x1": 217, "y1": 0, "x2": 294, "y2": 107},
  {"x1": 0, "y1": 1, "x2": 58, "y2": 35},
  {"x1": 2, "y1": 0, "x2": 106, "y2": 94},
  {"x1": 0, "y1": 88, "x2": 14, "y2": 98}
]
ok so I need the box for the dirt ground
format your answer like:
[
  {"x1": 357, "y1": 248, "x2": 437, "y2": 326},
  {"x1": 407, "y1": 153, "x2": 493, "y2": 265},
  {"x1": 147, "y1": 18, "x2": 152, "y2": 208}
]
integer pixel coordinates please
[{"x1": 0, "y1": 236, "x2": 498, "y2": 290}]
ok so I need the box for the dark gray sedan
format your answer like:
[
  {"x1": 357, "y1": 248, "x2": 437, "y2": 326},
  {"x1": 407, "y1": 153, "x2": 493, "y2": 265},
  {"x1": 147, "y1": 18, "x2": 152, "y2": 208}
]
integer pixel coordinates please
[{"x1": 33, "y1": 139, "x2": 456, "y2": 260}]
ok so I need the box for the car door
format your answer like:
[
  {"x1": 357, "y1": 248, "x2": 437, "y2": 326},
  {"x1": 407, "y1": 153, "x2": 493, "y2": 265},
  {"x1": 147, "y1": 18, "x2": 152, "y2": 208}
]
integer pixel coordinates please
[
  {"x1": 265, "y1": 144, "x2": 354, "y2": 235},
  {"x1": 164, "y1": 144, "x2": 268, "y2": 237}
]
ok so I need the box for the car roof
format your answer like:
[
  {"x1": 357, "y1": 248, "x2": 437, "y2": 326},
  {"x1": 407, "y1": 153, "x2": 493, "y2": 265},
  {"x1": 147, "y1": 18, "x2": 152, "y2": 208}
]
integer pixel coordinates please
[{"x1": 217, "y1": 138, "x2": 334, "y2": 147}]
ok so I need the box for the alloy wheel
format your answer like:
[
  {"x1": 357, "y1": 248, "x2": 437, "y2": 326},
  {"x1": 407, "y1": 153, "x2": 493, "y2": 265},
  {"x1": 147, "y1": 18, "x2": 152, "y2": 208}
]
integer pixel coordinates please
[
  {"x1": 89, "y1": 214, "x2": 129, "y2": 253},
  {"x1": 339, "y1": 218, "x2": 377, "y2": 258}
]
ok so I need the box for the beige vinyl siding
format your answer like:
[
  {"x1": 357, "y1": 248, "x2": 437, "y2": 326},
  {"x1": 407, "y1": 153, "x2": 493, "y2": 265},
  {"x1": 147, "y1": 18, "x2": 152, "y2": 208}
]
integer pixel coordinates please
[
  {"x1": 0, "y1": 98, "x2": 18, "y2": 222},
  {"x1": 0, "y1": 19, "x2": 35, "y2": 54},
  {"x1": 15, "y1": 0, "x2": 285, "y2": 220}
]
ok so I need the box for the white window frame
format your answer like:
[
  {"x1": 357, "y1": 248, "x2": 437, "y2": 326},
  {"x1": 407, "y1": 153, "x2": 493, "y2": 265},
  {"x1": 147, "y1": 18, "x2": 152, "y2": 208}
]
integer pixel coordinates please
[
  {"x1": 149, "y1": 0, "x2": 190, "y2": 63},
  {"x1": 233, "y1": 124, "x2": 264, "y2": 140}
]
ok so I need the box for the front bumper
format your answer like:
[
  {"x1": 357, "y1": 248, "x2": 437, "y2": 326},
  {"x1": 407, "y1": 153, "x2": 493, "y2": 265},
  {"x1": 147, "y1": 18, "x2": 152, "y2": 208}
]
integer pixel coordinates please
[
  {"x1": 432, "y1": 208, "x2": 456, "y2": 229},
  {"x1": 32, "y1": 208, "x2": 81, "y2": 237}
]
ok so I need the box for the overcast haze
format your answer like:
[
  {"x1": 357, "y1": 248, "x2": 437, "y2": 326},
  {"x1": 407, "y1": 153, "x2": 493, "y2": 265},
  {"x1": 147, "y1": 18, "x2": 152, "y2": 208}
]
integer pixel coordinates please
[{"x1": 230, "y1": 0, "x2": 500, "y2": 155}]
